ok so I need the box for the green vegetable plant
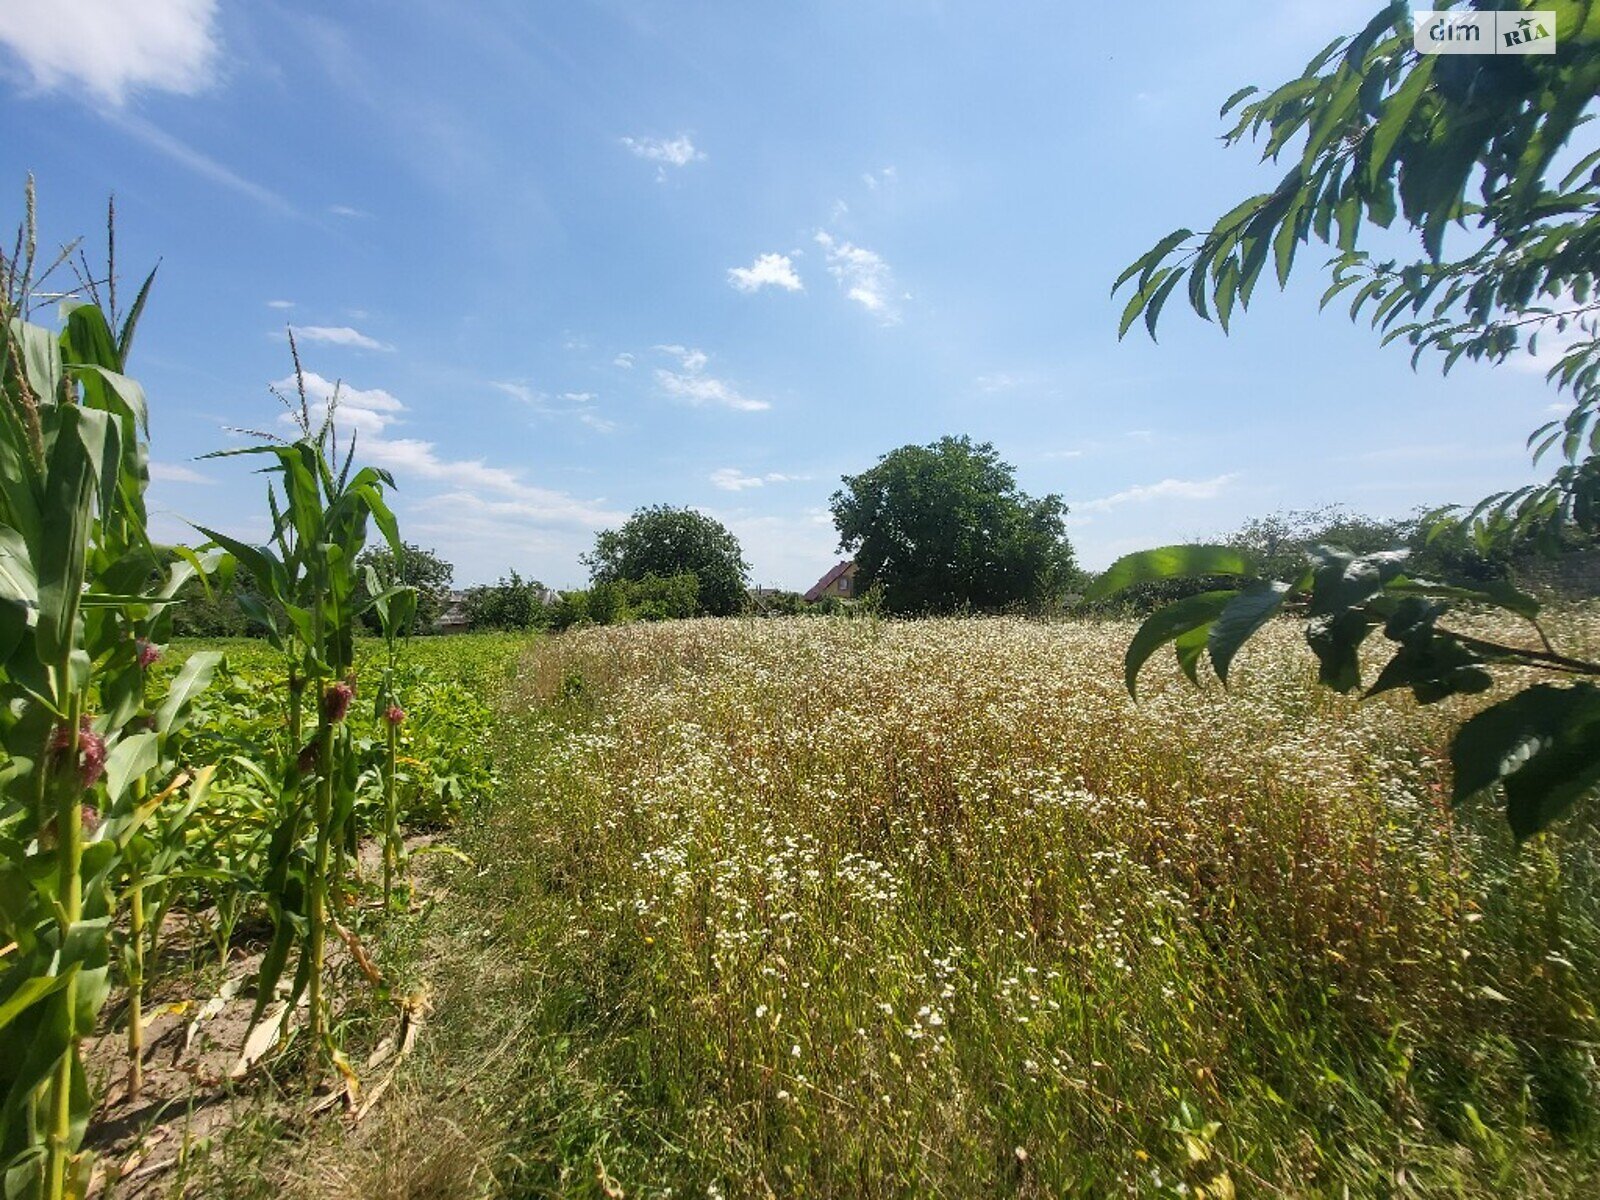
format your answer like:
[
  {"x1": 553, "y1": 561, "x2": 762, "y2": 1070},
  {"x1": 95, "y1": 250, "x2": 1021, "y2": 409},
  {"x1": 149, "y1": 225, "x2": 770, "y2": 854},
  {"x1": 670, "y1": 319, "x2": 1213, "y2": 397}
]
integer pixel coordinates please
[
  {"x1": 197, "y1": 337, "x2": 404, "y2": 1070},
  {"x1": 0, "y1": 186, "x2": 220, "y2": 1199}
]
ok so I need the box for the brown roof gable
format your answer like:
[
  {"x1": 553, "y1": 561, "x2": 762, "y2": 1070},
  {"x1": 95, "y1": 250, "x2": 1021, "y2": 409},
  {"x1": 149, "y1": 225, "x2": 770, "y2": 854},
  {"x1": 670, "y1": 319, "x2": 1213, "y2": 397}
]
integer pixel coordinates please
[{"x1": 804, "y1": 560, "x2": 855, "y2": 602}]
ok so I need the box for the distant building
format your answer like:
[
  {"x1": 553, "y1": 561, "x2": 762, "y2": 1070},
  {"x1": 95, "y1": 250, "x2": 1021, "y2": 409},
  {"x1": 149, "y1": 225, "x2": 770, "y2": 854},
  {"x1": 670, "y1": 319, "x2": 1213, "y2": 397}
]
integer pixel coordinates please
[
  {"x1": 804, "y1": 560, "x2": 858, "y2": 602},
  {"x1": 436, "y1": 589, "x2": 472, "y2": 634}
]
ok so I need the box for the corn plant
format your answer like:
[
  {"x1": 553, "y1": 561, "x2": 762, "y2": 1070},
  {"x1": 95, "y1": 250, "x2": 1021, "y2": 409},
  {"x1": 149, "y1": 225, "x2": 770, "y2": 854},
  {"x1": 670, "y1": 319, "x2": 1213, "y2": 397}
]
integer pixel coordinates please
[
  {"x1": 0, "y1": 189, "x2": 220, "y2": 1199},
  {"x1": 364, "y1": 566, "x2": 417, "y2": 908},
  {"x1": 200, "y1": 351, "x2": 404, "y2": 1065}
]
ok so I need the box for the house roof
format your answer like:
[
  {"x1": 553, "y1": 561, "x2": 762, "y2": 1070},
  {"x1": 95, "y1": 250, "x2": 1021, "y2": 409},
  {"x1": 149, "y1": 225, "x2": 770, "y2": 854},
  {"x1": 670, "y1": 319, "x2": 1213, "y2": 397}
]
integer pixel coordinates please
[{"x1": 803, "y1": 560, "x2": 855, "y2": 603}]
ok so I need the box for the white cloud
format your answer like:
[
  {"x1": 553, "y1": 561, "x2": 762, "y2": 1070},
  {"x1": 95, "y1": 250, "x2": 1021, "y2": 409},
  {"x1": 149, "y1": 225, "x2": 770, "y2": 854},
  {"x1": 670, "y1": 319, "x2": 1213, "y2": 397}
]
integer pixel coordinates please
[
  {"x1": 621, "y1": 133, "x2": 703, "y2": 166},
  {"x1": 621, "y1": 134, "x2": 704, "y2": 180},
  {"x1": 0, "y1": 0, "x2": 219, "y2": 105},
  {"x1": 613, "y1": 352, "x2": 635, "y2": 369},
  {"x1": 578, "y1": 412, "x2": 618, "y2": 434},
  {"x1": 1074, "y1": 473, "x2": 1239, "y2": 514},
  {"x1": 977, "y1": 372, "x2": 1023, "y2": 392},
  {"x1": 266, "y1": 299, "x2": 294, "y2": 310},
  {"x1": 291, "y1": 325, "x2": 392, "y2": 352},
  {"x1": 814, "y1": 231, "x2": 903, "y2": 324},
  {"x1": 149, "y1": 461, "x2": 212, "y2": 484},
  {"x1": 561, "y1": 392, "x2": 597, "y2": 404},
  {"x1": 653, "y1": 346, "x2": 768, "y2": 412},
  {"x1": 272, "y1": 370, "x2": 405, "y2": 436},
  {"x1": 655, "y1": 344, "x2": 708, "y2": 372},
  {"x1": 861, "y1": 165, "x2": 896, "y2": 191},
  {"x1": 710, "y1": 468, "x2": 810, "y2": 492},
  {"x1": 248, "y1": 371, "x2": 621, "y2": 586},
  {"x1": 491, "y1": 382, "x2": 538, "y2": 405},
  {"x1": 328, "y1": 204, "x2": 367, "y2": 218},
  {"x1": 1040, "y1": 449, "x2": 1084, "y2": 460},
  {"x1": 728, "y1": 253, "x2": 803, "y2": 294}
]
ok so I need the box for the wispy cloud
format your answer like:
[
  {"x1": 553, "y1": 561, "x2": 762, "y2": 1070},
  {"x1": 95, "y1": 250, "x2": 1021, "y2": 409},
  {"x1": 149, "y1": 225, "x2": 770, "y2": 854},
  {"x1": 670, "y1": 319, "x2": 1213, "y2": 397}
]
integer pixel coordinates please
[
  {"x1": 653, "y1": 346, "x2": 769, "y2": 412},
  {"x1": 149, "y1": 461, "x2": 213, "y2": 485},
  {"x1": 1074, "y1": 473, "x2": 1238, "y2": 514},
  {"x1": 728, "y1": 253, "x2": 803, "y2": 293},
  {"x1": 291, "y1": 325, "x2": 392, "y2": 352},
  {"x1": 621, "y1": 133, "x2": 704, "y2": 180},
  {"x1": 266, "y1": 299, "x2": 295, "y2": 310},
  {"x1": 104, "y1": 110, "x2": 296, "y2": 216},
  {"x1": 328, "y1": 204, "x2": 367, "y2": 218},
  {"x1": 861, "y1": 165, "x2": 897, "y2": 191},
  {"x1": 0, "y1": 0, "x2": 219, "y2": 105},
  {"x1": 709, "y1": 467, "x2": 810, "y2": 491},
  {"x1": 613, "y1": 352, "x2": 635, "y2": 369},
  {"x1": 814, "y1": 231, "x2": 902, "y2": 324},
  {"x1": 492, "y1": 382, "x2": 617, "y2": 433}
]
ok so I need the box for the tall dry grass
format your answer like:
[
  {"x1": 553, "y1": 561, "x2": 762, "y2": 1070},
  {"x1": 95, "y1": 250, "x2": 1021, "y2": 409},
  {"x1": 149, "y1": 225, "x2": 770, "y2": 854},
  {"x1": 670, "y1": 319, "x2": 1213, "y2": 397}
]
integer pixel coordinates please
[{"x1": 281, "y1": 613, "x2": 1600, "y2": 1198}]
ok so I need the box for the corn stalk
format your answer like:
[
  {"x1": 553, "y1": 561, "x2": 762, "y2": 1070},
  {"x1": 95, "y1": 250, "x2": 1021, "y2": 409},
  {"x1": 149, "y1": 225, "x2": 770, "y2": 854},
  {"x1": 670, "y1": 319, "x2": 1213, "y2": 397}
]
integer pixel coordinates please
[{"x1": 0, "y1": 187, "x2": 219, "y2": 1199}]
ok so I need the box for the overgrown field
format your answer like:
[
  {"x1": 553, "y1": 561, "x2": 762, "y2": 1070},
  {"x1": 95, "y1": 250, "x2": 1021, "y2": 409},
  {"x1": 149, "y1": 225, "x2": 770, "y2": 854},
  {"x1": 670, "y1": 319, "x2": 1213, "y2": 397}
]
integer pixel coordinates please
[{"x1": 317, "y1": 612, "x2": 1600, "y2": 1200}]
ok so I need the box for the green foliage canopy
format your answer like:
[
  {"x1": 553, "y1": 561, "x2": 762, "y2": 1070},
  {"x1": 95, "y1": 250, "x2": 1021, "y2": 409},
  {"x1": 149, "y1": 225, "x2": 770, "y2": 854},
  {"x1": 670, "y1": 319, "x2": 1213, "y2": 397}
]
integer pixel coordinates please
[
  {"x1": 830, "y1": 435, "x2": 1079, "y2": 615},
  {"x1": 585, "y1": 505, "x2": 749, "y2": 617}
]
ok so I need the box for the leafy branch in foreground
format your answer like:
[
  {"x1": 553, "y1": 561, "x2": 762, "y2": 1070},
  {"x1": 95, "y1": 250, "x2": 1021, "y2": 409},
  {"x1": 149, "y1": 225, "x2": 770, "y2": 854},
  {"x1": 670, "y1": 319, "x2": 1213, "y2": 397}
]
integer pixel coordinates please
[
  {"x1": 1087, "y1": 546, "x2": 1600, "y2": 840},
  {"x1": 1115, "y1": 0, "x2": 1600, "y2": 552}
]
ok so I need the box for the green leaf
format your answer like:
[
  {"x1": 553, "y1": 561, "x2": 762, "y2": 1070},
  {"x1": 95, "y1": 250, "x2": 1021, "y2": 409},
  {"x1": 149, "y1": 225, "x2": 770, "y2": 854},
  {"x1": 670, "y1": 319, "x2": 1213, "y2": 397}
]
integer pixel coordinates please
[
  {"x1": 1125, "y1": 591, "x2": 1237, "y2": 697},
  {"x1": 0, "y1": 968, "x2": 76, "y2": 1034},
  {"x1": 155, "y1": 650, "x2": 222, "y2": 737},
  {"x1": 1219, "y1": 85, "x2": 1258, "y2": 117},
  {"x1": 1364, "y1": 56, "x2": 1433, "y2": 184},
  {"x1": 36, "y1": 405, "x2": 117, "y2": 666},
  {"x1": 1305, "y1": 607, "x2": 1379, "y2": 693},
  {"x1": 103, "y1": 732, "x2": 159, "y2": 805},
  {"x1": 1385, "y1": 576, "x2": 1541, "y2": 620},
  {"x1": 1086, "y1": 545, "x2": 1256, "y2": 601},
  {"x1": 8, "y1": 317, "x2": 62, "y2": 403},
  {"x1": 1209, "y1": 580, "x2": 1294, "y2": 682},
  {"x1": 0, "y1": 523, "x2": 37, "y2": 609},
  {"x1": 1450, "y1": 684, "x2": 1600, "y2": 841}
]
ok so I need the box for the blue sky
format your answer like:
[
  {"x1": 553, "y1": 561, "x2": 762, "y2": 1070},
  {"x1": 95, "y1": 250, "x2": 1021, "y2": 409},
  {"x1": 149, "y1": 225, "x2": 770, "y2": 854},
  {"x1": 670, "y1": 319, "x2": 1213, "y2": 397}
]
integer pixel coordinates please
[{"x1": 0, "y1": 1, "x2": 1562, "y2": 590}]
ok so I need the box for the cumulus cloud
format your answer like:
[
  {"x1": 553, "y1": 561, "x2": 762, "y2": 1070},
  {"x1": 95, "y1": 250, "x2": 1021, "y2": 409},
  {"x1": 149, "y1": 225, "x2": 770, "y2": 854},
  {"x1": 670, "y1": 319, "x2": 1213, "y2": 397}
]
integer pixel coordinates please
[
  {"x1": 1074, "y1": 473, "x2": 1239, "y2": 514},
  {"x1": 814, "y1": 231, "x2": 902, "y2": 324},
  {"x1": 621, "y1": 134, "x2": 704, "y2": 180},
  {"x1": 653, "y1": 346, "x2": 768, "y2": 412},
  {"x1": 727, "y1": 253, "x2": 803, "y2": 294},
  {"x1": 0, "y1": 0, "x2": 220, "y2": 105},
  {"x1": 709, "y1": 468, "x2": 809, "y2": 492},
  {"x1": 291, "y1": 325, "x2": 392, "y2": 352},
  {"x1": 272, "y1": 370, "x2": 405, "y2": 436},
  {"x1": 613, "y1": 352, "x2": 635, "y2": 369}
]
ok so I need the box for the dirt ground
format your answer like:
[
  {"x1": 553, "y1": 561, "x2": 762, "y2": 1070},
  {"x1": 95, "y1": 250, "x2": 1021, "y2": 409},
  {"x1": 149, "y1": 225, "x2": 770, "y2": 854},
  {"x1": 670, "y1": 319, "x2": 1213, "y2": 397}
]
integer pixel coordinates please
[{"x1": 82, "y1": 836, "x2": 437, "y2": 1199}]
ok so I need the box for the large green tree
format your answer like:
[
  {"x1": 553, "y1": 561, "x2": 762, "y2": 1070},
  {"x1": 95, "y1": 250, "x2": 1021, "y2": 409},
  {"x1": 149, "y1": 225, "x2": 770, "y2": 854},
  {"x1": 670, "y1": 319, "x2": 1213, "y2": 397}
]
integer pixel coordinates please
[
  {"x1": 831, "y1": 435, "x2": 1078, "y2": 614},
  {"x1": 356, "y1": 541, "x2": 453, "y2": 633},
  {"x1": 1097, "y1": 0, "x2": 1600, "y2": 840},
  {"x1": 585, "y1": 505, "x2": 749, "y2": 617}
]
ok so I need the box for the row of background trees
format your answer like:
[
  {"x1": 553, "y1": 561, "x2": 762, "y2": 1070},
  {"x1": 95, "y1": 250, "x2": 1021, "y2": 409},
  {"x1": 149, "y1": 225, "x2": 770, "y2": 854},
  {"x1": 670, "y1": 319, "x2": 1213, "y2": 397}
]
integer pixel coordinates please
[{"x1": 170, "y1": 435, "x2": 1533, "y2": 637}]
